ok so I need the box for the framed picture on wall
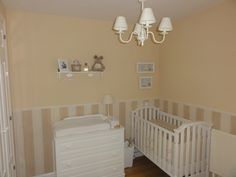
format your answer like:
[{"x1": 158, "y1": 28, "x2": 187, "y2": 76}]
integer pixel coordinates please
[
  {"x1": 58, "y1": 59, "x2": 69, "y2": 72},
  {"x1": 139, "y1": 76, "x2": 152, "y2": 89},
  {"x1": 137, "y1": 62, "x2": 155, "y2": 73}
]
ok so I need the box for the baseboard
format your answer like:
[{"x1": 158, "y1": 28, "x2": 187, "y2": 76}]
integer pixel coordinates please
[{"x1": 33, "y1": 172, "x2": 56, "y2": 177}]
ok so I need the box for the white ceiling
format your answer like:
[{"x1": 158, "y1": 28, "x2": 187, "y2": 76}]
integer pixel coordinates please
[{"x1": 2, "y1": 0, "x2": 224, "y2": 23}]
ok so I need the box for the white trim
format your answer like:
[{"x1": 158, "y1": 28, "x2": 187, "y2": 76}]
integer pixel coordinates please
[{"x1": 14, "y1": 98, "x2": 159, "y2": 111}]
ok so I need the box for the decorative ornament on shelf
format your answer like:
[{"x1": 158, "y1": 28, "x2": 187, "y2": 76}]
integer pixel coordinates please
[
  {"x1": 92, "y1": 55, "x2": 105, "y2": 72},
  {"x1": 113, "y1": 0, "x2": 173, "y2": 46},
  {"x1": 82, "y1": 62, "x2": 90, "y2": 72},
  {"x1": 71, "y1": 60, "x2": 81, "y2": 72},
  {"x1": 57, "y1": 59, "x2": 69, "y2": 72}
]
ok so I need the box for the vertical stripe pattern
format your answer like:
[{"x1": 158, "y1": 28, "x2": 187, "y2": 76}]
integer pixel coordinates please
[
  {"x1": 13, "y1": 98, "x2": 236, "y2": 177},
  {"x1": 41, "y1": 109, "x2": 53, "y2": 173},
  {"x1": 32, "y1": 109, "x2": 44, "y2": 175},
  {"x1": 22, "y1": 110, "x2": 35, "y2": 177}
]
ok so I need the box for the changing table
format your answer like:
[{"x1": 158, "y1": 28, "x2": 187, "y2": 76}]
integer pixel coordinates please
[{"x1": 53, "y1": 114, "x2": 124, "y2": 177}]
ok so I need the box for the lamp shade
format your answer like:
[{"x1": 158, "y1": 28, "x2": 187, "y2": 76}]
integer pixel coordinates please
[
  {"x1": 113, "y1": 16, "x2": 128, "y2": 32},
  {"x1": 158, "y1": 17, "x2": 173, "y2": 32},
  {"x1": 139, "y1": 8, "x2": 156, "y2": 26},
  {"x1": 133, "y1": 23, "x2": 142, "y2": 35},
  {"x1": 102, "y1": 94, "x2": 114, "y2": 105}
]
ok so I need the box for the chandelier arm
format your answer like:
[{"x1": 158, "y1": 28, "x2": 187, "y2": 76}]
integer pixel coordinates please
[
  {"x1": 148, "y1": 31, "x2": 166, "y2": 44},
  {"x1": 118, "y1": 32, "x2": 135, "y2": 44}
]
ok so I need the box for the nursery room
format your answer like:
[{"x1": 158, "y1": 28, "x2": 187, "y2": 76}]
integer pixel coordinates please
[{"x1": 0, "y1": 0, "x2": 235, "y2": 177}]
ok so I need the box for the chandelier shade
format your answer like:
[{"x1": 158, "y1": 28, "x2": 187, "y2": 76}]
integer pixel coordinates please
[
  {"x1": 158, "y1": 17, "x2": 173, "y2": 32},
  {"x1": 139, "y1": 8, "x2": 156, "y2": 26},
  {"x1": 133, "y1": 23, "x2": 142, "y2": 35},
  {"x1": 113, "y1": 0, "x2": 173, "y2": 46},
  {"x1": 113, "y1": 16, "x2": 128, "y2": 32}
]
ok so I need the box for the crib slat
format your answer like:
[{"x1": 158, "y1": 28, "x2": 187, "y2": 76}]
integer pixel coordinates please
[
  {"x1": 191, "y1": 125, "x2": 196, "y2": 174},
  {"x1": 140, "y1": 119, "x2": 142, "y2": 151},
  {"x1": 136, "y1": 117, "x2": 139, "y2": 149},
  {"x1": 147, "y1": 123, "x2": 150, "y2": 158},
  {"x1": 174, "y1": 133, "x2": 179, "y2": 177},
  {"x1": 149, "y1": 108, "x2": 152, "y2": 121},
  {"x1": 206, "y1": 127, "x2": 211, "y2": 177},
  {"x1": 153, "y1": 108, "x2": 156, "y2": 120},
  {"x1": 131, "y1": 112, "x2": 134, "y2": 140},
  {"x1": 134, "y1": 117, "x2": 139, "y2": 148},
  {"x1": 144, "y1": 120, "x2": 147, "y2": 154},
  {"x1": 150, "y1": 125, "x2": 154, "y2": 160},
  {"x1": 196, "y1": 126, "x2": 201, "y2": 173},
  {"x1": 145, "y1": 107, "x2": 148, "y2": 120},
  {"x1": 163, "y1": 131, "x2": 167, "y2": 170},
  {"x1": 167, "y1": 133, "x2": 172, "y2": 174},
  {"x1": 179, "y1": 130, "x2": 185, "y2": 177},
  {"x1": 154, "y1": 127, "x2": 158, "y2": 163},
  {"x1": 185, "y1": 127, "x2": 191, "y2": 177},
  {"x1": 158, "y1": 128, "x2": 162, "y2": 165},
  {"x1": 201, "y1": 127, "x2": 207, "y2": 172}
]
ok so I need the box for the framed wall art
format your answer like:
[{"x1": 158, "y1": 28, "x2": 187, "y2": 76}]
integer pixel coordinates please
[
  {"x1": 139, "y1": 76, "x2": 152, "y2": 89},
  {"x1": 58, "y1": 59, "x2": 69, "y2": 72},
  {"x1": 137, "y1": 62, "x2": 155, "y2": 73}
]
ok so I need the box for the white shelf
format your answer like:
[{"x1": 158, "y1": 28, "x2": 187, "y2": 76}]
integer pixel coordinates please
[{"x1": 57, "y1": 71, "x2": 104, "y2": 79}]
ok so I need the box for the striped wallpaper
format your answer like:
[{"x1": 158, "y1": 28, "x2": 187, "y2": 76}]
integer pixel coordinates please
[{"x1": 13, "y1": 98, "x2": 236, "y2": 177}]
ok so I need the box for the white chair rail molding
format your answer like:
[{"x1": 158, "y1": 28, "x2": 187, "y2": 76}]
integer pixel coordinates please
[{"x1": 113, "y1": 0, "x2": 173, "y2": 46}]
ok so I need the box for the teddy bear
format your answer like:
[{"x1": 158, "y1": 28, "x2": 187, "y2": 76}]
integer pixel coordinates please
[{"x1": 91, "y1": 55, "x2": 105, "y2": 72}]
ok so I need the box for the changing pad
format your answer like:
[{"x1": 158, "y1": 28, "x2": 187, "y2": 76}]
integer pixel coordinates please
[{"x1": 54, "y1": 114, "x2": 111, "y2": 137}]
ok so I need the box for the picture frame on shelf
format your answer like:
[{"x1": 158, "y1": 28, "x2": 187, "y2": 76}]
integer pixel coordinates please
[
  {"x1": 58, "y1": 59, "x2": 69, "y2": 72},
  {"x1": 137, "y1": 62, "x2": 155, "y2": 73},
  {"x1": 139, "y1": 76, "x2": 152, "y2": 89}
]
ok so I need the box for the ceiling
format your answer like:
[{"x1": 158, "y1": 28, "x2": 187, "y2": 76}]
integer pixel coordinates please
[{"x1": 2, "y1": 0, "x2": 224, "y2": 23}]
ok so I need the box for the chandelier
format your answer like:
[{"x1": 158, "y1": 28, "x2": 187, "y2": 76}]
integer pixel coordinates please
[{"x1": 113, "y1": 0, "x2": 173, "y2": 46}]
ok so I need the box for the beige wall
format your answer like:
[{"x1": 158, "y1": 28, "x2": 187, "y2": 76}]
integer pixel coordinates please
[
  {"x1": 6, "y1": 9, "x2": 160, "y2": 109},
  {"x1": 159, "y1": 0, "x2": 236, "y2": 113},
  {"x1": 0, "y1": 0, "x2": 5, "y2": 19},
  {"x1": 0, "y1": 1, "x2": 5, "y2": 63}
]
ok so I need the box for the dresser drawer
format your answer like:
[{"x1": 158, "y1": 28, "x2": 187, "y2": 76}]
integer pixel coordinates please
[
  {"x1": 55, "y1": 135, "x2": 123, "y2": 154},
  {"x1": 57, "y1": 157, "x2": 123, "y2": 176},
  {"x1": 55, "y1": 128, "x2": 123, "y2": 144},
  {"x1": 56, "y1": 141, "x2": 123, "y2": 160},
  {"x1": 58, "y1": 166, "x2": 124, "y2": 177},
  {"x1": 57, "y1": 149, "x2": 123, "y2": 173}
]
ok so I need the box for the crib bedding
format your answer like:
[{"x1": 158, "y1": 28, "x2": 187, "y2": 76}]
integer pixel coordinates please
[{"x1": 149, "y1": 119, "x2": 178, "y2": 132}]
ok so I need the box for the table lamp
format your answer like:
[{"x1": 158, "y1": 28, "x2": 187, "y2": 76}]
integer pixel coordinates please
[{"x1": 102, "y1": 94, "x2": 114, "y2": 118}]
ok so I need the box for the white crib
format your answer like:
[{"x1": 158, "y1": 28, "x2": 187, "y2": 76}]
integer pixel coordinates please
[{"x1": 131, "y1": 106, "x2": 211, "y2": 177}]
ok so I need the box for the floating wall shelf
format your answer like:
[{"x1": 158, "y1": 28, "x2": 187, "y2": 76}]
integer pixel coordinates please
[{"x1": 57, "y1": 71, "x2": 104, "y2": 79}]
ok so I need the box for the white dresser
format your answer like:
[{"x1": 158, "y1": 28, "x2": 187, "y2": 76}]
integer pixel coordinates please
[{"x1": 53, "y1": 115, "x2": 124, "y2": 177}]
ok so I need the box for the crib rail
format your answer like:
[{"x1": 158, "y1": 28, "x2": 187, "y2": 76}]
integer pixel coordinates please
[
  {"x1": 173, "y1": 122, "x2": 211, "y2": 177},
  {"x1": 131, "y1": 106, "x2": 211, "y2": 177},
  {"x1": 132, "y1": 116, "x2": 175, "y2": 176}
]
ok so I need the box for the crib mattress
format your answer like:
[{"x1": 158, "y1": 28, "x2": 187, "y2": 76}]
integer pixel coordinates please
[
  {"x1": 54, "y1": 114, "x2": 111, "y2": 137},
  {"x1": 150, "y1": 119, "x2": 178, "y2": 132}
]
